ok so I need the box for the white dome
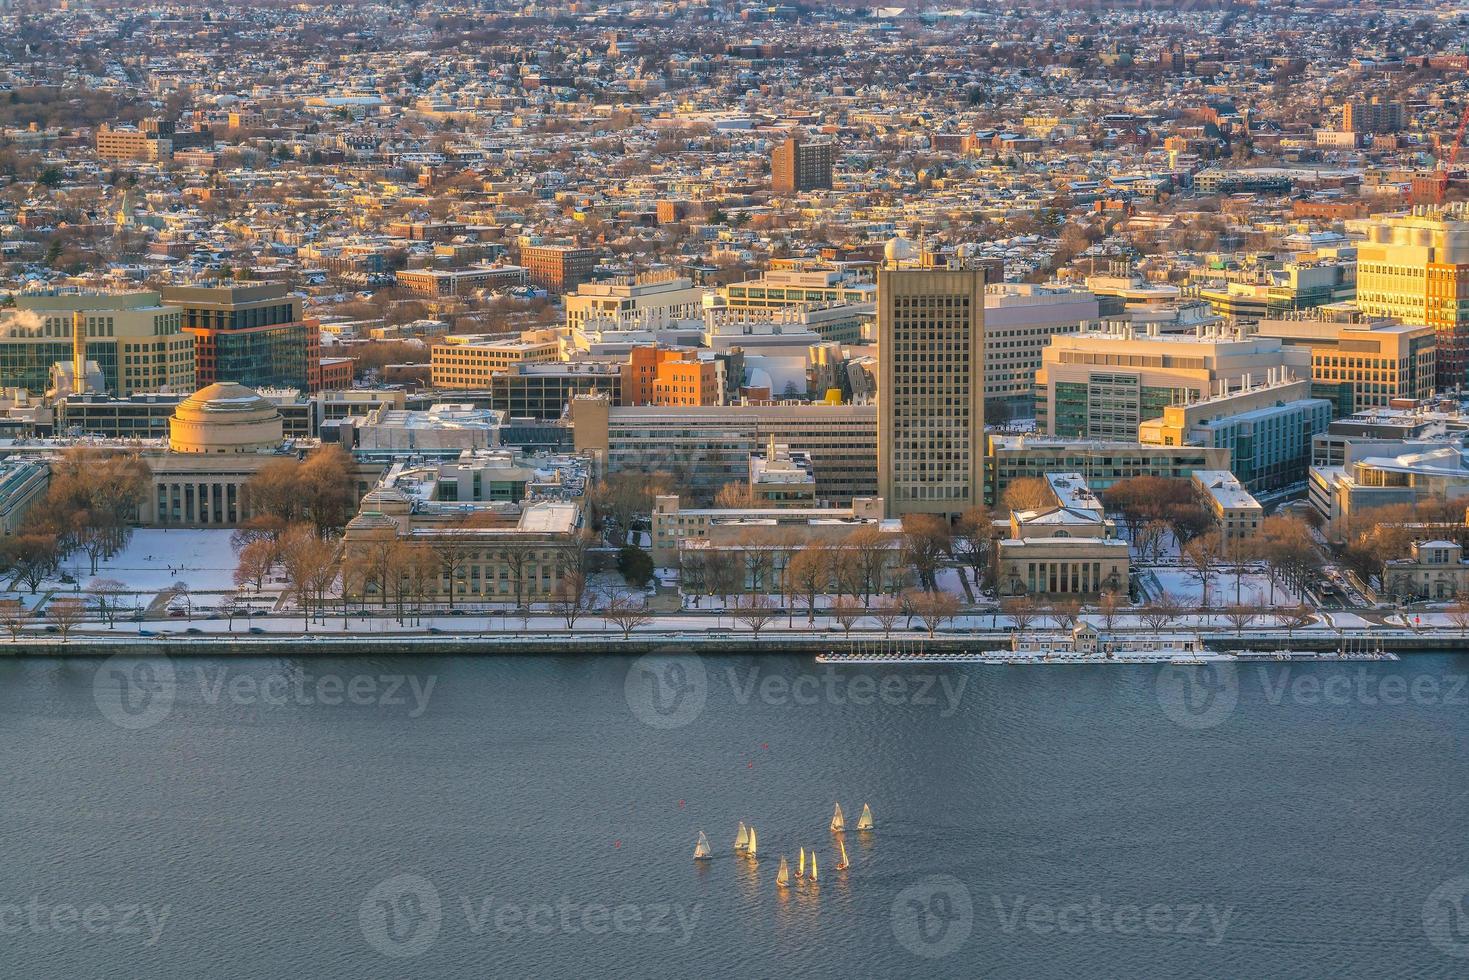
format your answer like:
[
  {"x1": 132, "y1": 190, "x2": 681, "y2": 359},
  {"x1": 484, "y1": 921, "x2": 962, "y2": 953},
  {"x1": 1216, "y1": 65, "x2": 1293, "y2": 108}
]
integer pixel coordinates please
[{"x1": 884, "y1": 236, "x2": 917, "y2": 264}]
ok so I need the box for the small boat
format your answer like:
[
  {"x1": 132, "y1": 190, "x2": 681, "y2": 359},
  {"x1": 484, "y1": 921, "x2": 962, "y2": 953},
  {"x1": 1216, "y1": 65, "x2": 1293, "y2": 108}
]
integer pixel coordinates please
[
  {"x1": 856, "y1": 803, "x2": 874, "y2": 831},
  {"x1": 693, "y1": 831, "x2": 711, "y2": 861},
  {"x1": 734, "y1": 822, "x2": 749, "y2": 852},
  {"x1": 810, "y1": 850, "x2": 818, "y2": 884},
  {"x1": 746, "y1": 826, "x2": 757, "y2": 859},
  {"x1": 796, "y1": 847, "x2": 805, "y2": 879},
  {"x1": 830, "y1": 803, "x2": 846, "y2": 833},
  {"x1": 836, "y1": 838, "x2": 850, "y2": 870},
  {"x1": 776, "y1": 856, "x2": 791, "y2": 887}
]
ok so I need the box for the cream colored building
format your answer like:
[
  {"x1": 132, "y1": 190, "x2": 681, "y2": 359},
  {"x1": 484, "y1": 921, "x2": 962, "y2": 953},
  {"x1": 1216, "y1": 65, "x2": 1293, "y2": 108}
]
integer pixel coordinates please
[
  {"x1": 1383, "y1": 540, "x2": 1469, "y2": 601},
  {"x1": 1191, "y1": 470, "x2": 1263, "y2": 541},
  {"x1": 168, "y1": 382, "x2": 285, "y2": 453},
  {"x1": 431, "y1": 335, "x2": 561, "y2": 389},
  {"x1": 1256, "y1": 311, "x2": 1436, "y2": 413},
  {"x1": 564, "y1": 274, "x2": 705, "y2": 331},
  {"x1": 877, "y1": 257, "x2": 985, "y2": 518},
  {"x1": 995, "y1": 474, "x2": 1129, "y2": 598}
]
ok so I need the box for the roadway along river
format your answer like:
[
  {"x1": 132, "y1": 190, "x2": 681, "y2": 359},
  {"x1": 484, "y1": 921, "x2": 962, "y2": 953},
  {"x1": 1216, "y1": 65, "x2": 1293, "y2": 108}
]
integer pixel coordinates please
[{"x1": 0, "y1": 652, "x2": 1465, "y2": 978}]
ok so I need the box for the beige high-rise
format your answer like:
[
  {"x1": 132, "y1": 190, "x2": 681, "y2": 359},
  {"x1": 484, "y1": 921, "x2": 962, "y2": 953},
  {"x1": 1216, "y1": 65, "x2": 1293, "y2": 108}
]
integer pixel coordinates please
[{"x1": 877, "y1": 266, "x2": 985, "y2": 518}]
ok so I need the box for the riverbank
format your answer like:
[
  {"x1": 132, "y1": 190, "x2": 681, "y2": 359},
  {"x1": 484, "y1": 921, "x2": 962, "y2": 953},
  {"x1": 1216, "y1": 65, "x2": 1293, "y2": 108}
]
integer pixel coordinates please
[{"x1": 5, "y1": 626, "x2": 1469, "y2": 657}]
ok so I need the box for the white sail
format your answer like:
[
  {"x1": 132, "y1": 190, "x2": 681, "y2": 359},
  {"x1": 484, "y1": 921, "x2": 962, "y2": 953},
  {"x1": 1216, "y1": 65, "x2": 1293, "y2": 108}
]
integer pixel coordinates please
[
  {"x1": 810, "y1": 851, "x2": 818, "y2": 883},
  {"x1": 857, "y1": 803, "x2": 874, "y2": 830},
  {"x1": 836, "y1": 838, "x2": 849, "y2": 870},
  {"x1": 830, "y1": 802, "x2": 845, "y2": 833},
  {"x1": 796, "y1": 847, "x2": 805, "y2": 878},
  {"x1": 747, "y1": 826, "x2": 757, "y2": 858},
  {"x1": 734, "y1": 822, "x2": 749, "y2": 851},
  {"x1": 776, "y1": 856, "x2": 791, "y2": 887},
  {"x1": 694, "y1": 831, "x2": 711, "y2": 860}
]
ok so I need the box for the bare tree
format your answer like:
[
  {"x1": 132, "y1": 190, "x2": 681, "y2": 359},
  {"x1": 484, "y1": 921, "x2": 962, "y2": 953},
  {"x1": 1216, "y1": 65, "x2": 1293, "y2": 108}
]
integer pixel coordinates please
[
  {"x1": 0, "y1": 598, "x2": 29, "y2": 641},
  {"x1": 496, "y1": 540, "x2": 539, "y2": 610},
  {"x1": 48, "y1": 596, "x2": 86, "y2": 641},
  {"x1": 1183, "y1": 531, "x2": 1223, "y2": 608},
  {"x1": 1139, "y1": 591, "x2": 1183, "y2": 632},
  {"x1": 831, "y1": 596, "x2": 863, "y2": 636},
  {"x1": 910, "y1": 589, "x2": 961, "y2": 638},
  {"x1": 1097, "y1": 590, "x2": 1123, "y2": 632},
  {"x1": 901, "y1": 514, "x2": 950, "y2": 591},
  {"x1": 605, "y1": 593, "x2": 654, "y2": 639},
  {"x1": 786, "y1": 544, "x2": 831, "y2": 625},
  {"x1": 732, "y1": 593, "x2": 779, "y2": 637},
  {"x1": 1002, "y1": 595, "x2": 1038, "y2": 632},
  {"x1": 952, "y1": 505, "x2": 994, "y2": 588},
  {"x1": 1223, "y1": 604, "x2": 1257, "y2": 635},
  {"x1": 1049, "y1": 597, "x2": 1081, "y2": 631},
  {"x1": 88, "y1": 578, "x2": 127, "y2": 629},
  {"x1": 552, "y1": 571, "x2": 590, "y2": 628},
  {"x1": 1448, "y1": 594, "x2": 1469, "y2": 636},
  {"x1": 872, "y1": 595, "x2": 901, "y2": 636}
]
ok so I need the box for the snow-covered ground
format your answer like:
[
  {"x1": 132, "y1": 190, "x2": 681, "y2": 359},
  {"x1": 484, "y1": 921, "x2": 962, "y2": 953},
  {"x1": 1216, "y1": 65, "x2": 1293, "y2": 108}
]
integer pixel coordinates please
[
  {"x1": 1146, "y1": 566, "x2": 1300, "y2": 607},
  {"x1": 51, "y1": 529, "x2": 241, "y2": 596}
]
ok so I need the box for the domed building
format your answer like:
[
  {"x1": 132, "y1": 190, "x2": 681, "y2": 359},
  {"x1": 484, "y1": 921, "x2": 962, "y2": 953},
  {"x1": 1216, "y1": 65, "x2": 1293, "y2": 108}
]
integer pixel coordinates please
[{"x1": 168, "y1": 382, "x2": 284, "y2": 453}]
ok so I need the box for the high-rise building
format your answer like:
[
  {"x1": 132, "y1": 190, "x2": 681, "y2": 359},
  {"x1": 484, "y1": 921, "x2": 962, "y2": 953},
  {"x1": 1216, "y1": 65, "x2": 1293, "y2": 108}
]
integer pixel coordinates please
[
  {"x1": 1354, "y1": 205, "x2": 1469, "y2": 390},
  {"x1": 1256, "y1": 310, "x2": 1436, "y2": 414},
  {"x1": 771, "y1": 137, "x2": 835, "y2": 194},
  {"x1": 877, "y1": 257, "x2": 985, "y2": 518},
  {"x1": 164, "y1": 283, "x2": 321, "y2": 392},
  {"x1": 1342, "y1": 96, "x2": 1405, "y2": 134}
]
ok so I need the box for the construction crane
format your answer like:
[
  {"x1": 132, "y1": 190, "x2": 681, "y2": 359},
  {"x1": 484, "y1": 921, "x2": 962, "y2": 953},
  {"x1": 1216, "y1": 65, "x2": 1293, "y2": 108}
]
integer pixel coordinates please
[{"x1": 1435, "y1": 99, "x2": 1469, "y2": 205}]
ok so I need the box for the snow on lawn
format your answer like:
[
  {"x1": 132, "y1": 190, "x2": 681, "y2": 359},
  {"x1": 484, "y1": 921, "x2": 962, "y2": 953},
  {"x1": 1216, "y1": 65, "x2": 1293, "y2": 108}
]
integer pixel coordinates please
[
  {"x1": 1148, "y1": 566, "x2": 1299, "y2": 607},
  {"x1": 52, "y1": 529, "x2": 242, "y2": 596}
]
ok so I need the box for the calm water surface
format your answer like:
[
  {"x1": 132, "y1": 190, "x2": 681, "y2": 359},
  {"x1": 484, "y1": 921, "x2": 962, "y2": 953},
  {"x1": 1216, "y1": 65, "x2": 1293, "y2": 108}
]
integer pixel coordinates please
[{"x1": 0, "y1": 651, "x2": 1465, "y2": 978}]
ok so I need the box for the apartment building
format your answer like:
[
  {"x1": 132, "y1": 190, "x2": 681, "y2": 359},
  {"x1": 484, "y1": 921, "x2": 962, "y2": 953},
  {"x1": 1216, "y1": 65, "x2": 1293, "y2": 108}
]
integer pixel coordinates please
[
  {"x1": 396, "y1": 265, "x2": 529, "y2": 297},
  {"x1": 520, "y1": 244, "x2": 598, "y2": 293},
  {"x1": 771, "y1": 136, "x2": 835, "y2": 194}
]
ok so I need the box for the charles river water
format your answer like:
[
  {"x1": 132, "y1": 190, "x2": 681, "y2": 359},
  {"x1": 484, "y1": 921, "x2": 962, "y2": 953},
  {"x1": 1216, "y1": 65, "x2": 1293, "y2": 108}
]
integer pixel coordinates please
[{"x1": 1, "y1": 651, "x2": 1466, "y2": 978}]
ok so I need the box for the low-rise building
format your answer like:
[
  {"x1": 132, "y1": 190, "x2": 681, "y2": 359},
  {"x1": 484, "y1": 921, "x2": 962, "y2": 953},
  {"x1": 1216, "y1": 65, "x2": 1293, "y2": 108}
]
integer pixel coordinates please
[
  {"x1": 1384, "y1": 540, "x2": 1469, "y2": 601},
  {"x1": 431, "y1": 335, "x2": 560, "y2": 389},
  {"x1": 996, "y1": 473, "x2": 1129, "y2": 598},
  {"x1": 1191, "y1": 470, "x2": 1263, "y2": 540},
  {"x1": 986, "y1": 435, "x2": 1230, "y2": 505}
]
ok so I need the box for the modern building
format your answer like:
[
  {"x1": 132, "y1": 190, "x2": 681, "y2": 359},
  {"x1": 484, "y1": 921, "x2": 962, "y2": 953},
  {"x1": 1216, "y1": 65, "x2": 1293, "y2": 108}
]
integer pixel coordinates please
[
  {"x1": 164, "y1": 283, "x2": 321, "y2": 392},
  {"x1": 1138, "y1": 374, "x2": 1332, "y2": 497},
  {"x1": 748, "y1": 442, "x2": 818, "y2": 507},
  {"x1": 1310, "y1": 443, "x2": 1469, "y2": 531},
  {"x1": 1256, "y1": 309, "x2": 1436, "y2": 414},
  {"x1": 2, "y1": 291, "x2": 193, "y2": 397},
  {"x1": 717, "y1": 269, "x2": 875, "y2": 313},
  {"x1": 0, "y1": 458, "x2": 49, "y2": 535},
  {"x1": 771, "y1": 136, "x2": 835, "y2": 194},
  {"x1": 430, "y1": 335, "x2": 561, "y2": 389},
  {"x1": 621, "y1": 347, "x2": 721, "y2": 407},
  {"x1": 564, "y1": 274, "x2": 705, "y2": 332},
  {"x1": 982, "y1": 283, "x2": 1099, "y2": 414},
  {"x1": 489, "y1": 362, "x2": 623, "y2": 420},
  {"x1": 1195, "y1": 257, "x2": 1357, "y2": 325},
  {"x1": 520, "y1": 244, "x2": 598, "y2": 294},
  {"x1": 877, "y1": 259, "x2": 985, "y2": 518},
  {"x1": 1354, "y1": 205, "x2": 1469, "y2": 389},
  {"x1": 1035, "y1": 323, "x2": 1311, "y2": 441},
  {"x1": 570, "y1": 393, "x2": 878, "y2": 504},
  {"x1": 985, "y1": 435, "x2": 1230, "y2": 505}
]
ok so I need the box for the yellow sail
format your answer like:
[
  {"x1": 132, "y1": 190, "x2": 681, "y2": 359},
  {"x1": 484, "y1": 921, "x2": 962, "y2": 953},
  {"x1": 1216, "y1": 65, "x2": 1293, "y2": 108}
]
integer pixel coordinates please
[
  {"x1": 836, "y1": 838, "x2": 849, "y2": 870},
  {"x1": 797, "y1": 847, "x2": 805, "y2": 878},
  {"x1": 734, "y1": 822, "x2": 748, "y2": 851},
  {"x1": 776, "y1": 856, "x2": 791, "y2": 887},
  {"x1": 830, "y1": 802, "x2": 845, "y2": 833},
  {"x1": 857, "y1": 803, "x2": 874, "y2": 831},
  {"x1": 747, "y1": 826, "x2": 757, "y2": 858},
  {"x1": 810, "y1": 851, "x2": 818, "y2": 883},
  {"x1": 694, "y1": 831, "x2": 711, "y2": 860}
]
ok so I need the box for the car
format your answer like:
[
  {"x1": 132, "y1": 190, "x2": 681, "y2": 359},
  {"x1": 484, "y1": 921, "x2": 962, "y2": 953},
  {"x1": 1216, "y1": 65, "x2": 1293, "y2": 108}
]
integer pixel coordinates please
[
  {"x1": 184, "y1": 627, "x2": 203, "y2": 635},
  {"x1": 139, "y1": 629, "x2": 157, "y2": 638},
  {"x1": 248, "y1": 627, "x2": 266, "y2": 635},
  {"x1": 427, "y1": 627, "x2": 445, "y2": 635},
  {"x1": 449, "y1": 609, "x2": 466, "y2": 616},
  {"x1": 168, "y1": 609, "x2": 186, "y2": 618}
]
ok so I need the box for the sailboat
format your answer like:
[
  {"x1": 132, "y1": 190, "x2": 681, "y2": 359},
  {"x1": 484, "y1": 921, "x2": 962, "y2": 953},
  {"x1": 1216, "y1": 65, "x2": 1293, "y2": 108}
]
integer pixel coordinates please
[
  {"x1": 776, "y1": 856, "x2": 791, "y2": 887},
  {"x1": 810, "y1": 850, "x2": 818, "y2": 885},
  {"x1": 796, "y1": 847, "x2": 806, "y2": 879},
  {"x1": 836, "y1": 837, "x2": 850, "y2": 871},
  {"x1": 693, "y1": 831, "x2": 711, "y2": 861},
  {"x1": 734, "y1": 822, "x2": 749, "y2": 852},
  {"x1": 856, "y1": 803, "x2": 874, "y2": 831},
  {"x1": 830, "y1": 802, "x2": 846, "y2": 833},
  {"x1": 746, "y1": 826, "x2": 758, "y2": 859}
]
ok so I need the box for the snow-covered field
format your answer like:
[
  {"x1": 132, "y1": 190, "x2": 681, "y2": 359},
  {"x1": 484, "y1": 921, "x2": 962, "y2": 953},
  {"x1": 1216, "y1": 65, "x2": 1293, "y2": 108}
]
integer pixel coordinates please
[
  {"x1": 1147, "y1": 566, "x2": 1300, "y2": 607},
  {"x1": 53, "y1": 529, "x2": 241, "y2": 595}
]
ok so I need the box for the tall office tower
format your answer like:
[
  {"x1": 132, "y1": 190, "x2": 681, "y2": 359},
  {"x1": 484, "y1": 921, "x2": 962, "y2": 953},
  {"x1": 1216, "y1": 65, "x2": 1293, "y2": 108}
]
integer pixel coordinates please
[
  {"x1": 876, "y1": 245, "x2": 984, "y2": 519},
  {"x1": 163, "y1": 283, "x2": 321, "y2": 392},
  {"x1": 1355, "y1": 204, "x2": 1469, "y2": 390},
  {"x1": 771, "y1": 136, "x2": 835, "y2": 194}
]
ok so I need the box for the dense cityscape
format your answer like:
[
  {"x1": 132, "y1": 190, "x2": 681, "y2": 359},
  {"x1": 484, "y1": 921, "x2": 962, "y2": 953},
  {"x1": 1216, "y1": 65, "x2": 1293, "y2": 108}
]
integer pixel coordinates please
[{"x1": 4, "y1": 2, "x2": 1469, "y2": 977}]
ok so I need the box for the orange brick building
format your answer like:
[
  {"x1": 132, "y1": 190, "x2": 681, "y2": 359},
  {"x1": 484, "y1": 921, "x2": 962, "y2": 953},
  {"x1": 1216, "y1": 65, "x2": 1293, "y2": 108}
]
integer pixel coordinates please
[{"x1": 621, "y1": 347, "x2": 719, "y2": 406}]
